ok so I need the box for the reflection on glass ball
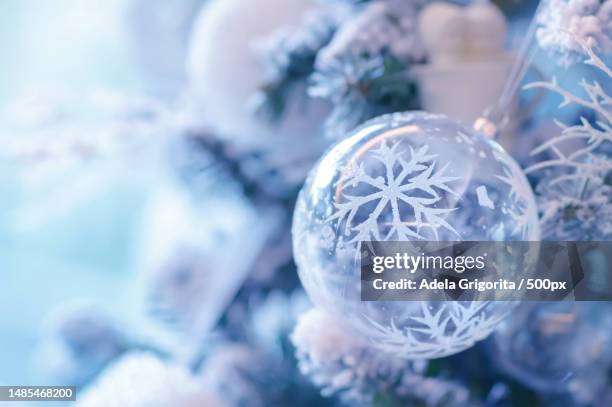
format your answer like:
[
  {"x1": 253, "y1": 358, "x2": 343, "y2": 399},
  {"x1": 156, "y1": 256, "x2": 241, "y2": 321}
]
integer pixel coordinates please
[{"x1": 293, "y1": 112, "x2": 540, "y2": 359}]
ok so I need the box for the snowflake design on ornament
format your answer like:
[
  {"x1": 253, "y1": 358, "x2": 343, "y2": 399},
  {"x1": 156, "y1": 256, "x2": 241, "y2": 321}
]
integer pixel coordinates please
[
  {"x1": 328, "y1": 140, "x2": 461, "y2": 246},
  {"x1": 363, "y1": 302, "x2": 508, "y2": 359},
  {"x1": 493, "y1": 150, "x2": 533, "y2": 239}
]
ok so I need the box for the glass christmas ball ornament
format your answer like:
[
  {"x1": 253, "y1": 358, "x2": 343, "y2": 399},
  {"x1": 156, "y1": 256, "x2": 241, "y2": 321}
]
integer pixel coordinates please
[
  {"x1": 292, "y1": 112, "x2": 540, "y2": 359},
  {"x1": 492, "y1": 302, "x2": 612, "y2": 399}
]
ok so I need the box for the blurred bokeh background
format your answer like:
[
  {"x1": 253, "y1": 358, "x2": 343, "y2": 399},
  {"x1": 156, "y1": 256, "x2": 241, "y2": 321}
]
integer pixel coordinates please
[{"x1": 0, "y1": 0, "x2": 610, "y2": 406}]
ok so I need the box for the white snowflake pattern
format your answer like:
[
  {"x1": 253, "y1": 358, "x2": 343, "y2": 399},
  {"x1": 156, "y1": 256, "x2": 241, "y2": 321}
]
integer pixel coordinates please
[
  {"x1": 362, "y1": 302, "x2": 508, "y2": 359},
  {"x1": 328, "y1": 140, "x2": 461, "y2": 245},
  {"x1": 493, "y1": 150, "x2": 533, "y2": 239}
]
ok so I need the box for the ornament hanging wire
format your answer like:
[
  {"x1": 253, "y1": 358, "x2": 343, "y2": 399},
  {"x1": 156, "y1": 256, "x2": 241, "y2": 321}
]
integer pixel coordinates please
[{"x1": 473, "y1": 0, "x2": 547, "y2": 138}]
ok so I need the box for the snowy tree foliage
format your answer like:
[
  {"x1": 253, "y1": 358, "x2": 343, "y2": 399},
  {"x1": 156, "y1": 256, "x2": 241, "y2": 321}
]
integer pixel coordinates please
[
  {"x1": 252, "y1": 8, "x2": 344, "y2": 121},
  {"x1": 315, "y1": 0, "x2": 425, "y2": 67},
  {"x1": 535, "y1": 161, "x2": 612, "y2": 240},
  {"x1": 309, "y1": 52, "x2": 418, "y2": 138},
  {"x1": 78, "y1": 352, "x2": 226, "y2": 407},
  {"x1": 536, "y1": 0, "x2": 612, "y2": 64},
  {"x1": 292, "y1": 307, "x2": 475, "y2": 406},
  {"x1": 309, "y1": 0, "x2": 425, "y2": 138},
  {"x1": 253, "y1": 0, "x2": 425, "y2": 138},
  {"x1": 526, "y1": 38, "x2": 612, "y2": 239},
  {"x1": 526, "y1": 40, "x2": 611, "y2": 178}
]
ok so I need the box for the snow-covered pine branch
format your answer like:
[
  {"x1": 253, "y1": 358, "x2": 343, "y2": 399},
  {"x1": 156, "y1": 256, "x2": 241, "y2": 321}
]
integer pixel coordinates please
[{"x1": 525, "y1": 39, "x2": 612, "y2": 180}]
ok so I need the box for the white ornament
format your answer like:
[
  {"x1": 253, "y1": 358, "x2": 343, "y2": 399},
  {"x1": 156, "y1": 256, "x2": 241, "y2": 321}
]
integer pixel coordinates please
[
  {"x1": 292, "y1": 112, "x2": 540, "y2": 359},
  {"x1": 418, "y1": 1, "x2": 507, "y2": 65},
  {"x1": 418, "y1": 2, "x2": 468, "y2": 65},
  {"x1": 464, "y1": 1, "x2": 507, "y2": 59},
  {"x1": 185, "y1": 0, "x2": 329, "y2": 151}
]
